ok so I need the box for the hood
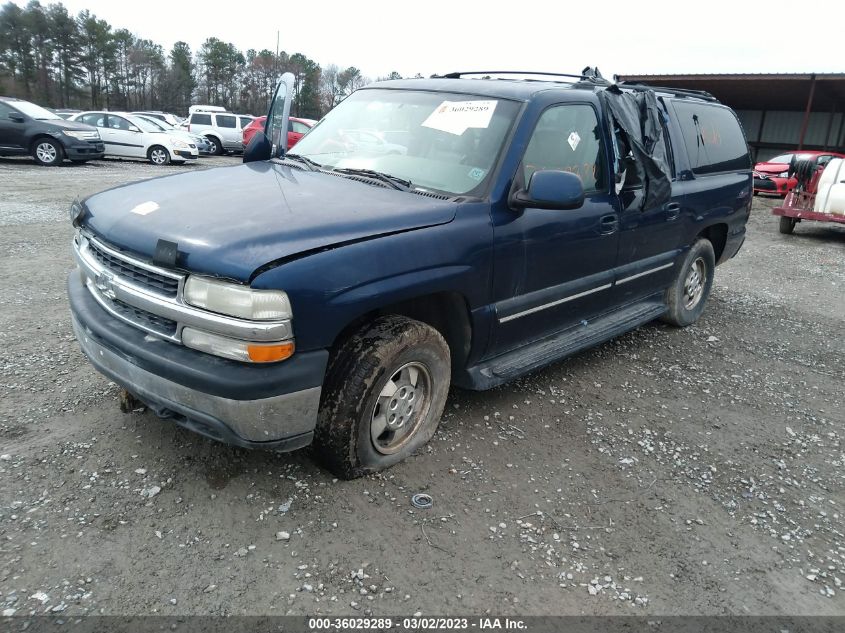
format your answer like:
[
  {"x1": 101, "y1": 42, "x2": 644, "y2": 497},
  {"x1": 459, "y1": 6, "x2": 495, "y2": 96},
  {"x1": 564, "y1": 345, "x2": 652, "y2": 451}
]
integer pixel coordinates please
[
  {"x1": 80, "y1": 162, "x2": 458, "y2": 282},
  {"x1": 44, "y1": 118, "x2": 99, "y2": 133},
  {"x1": 754, "y1": 162, "x2": 789, "y2": 174}
]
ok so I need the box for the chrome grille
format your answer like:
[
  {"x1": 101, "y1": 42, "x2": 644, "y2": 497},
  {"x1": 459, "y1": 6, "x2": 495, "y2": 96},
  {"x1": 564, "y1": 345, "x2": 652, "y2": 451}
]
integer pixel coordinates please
[
  {"x1": 88, "y1": 241, "x2": 179, "y2": 297},
  {"x1": 111, "y1": 298, "x2": 177, "y2": 337}
]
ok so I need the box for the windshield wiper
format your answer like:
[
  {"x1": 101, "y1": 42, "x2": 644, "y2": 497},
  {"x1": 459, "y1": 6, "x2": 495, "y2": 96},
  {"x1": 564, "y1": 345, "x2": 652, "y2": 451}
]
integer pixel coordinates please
[
  {"x1": 284, "y1": 153, "x2": 323, "y2": 171},
  {"x1": 331, "y1": 167, "x2": 411, "y2": 191}
]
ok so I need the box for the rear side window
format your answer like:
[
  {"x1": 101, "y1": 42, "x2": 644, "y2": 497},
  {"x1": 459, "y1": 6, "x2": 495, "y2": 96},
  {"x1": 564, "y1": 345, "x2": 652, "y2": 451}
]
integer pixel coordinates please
[
  {"x1": 191, "y1": 114, "x2": 212, "y2": 125},
  {"x1": 673, "y1": 101, "x2": 750, "y2": 175},
  {"x1": 80, "y1": 113, "x2": 105, "y2": 127},
  {"x1": 216, "y1": 115, "x2": 236, "y2": 128}
]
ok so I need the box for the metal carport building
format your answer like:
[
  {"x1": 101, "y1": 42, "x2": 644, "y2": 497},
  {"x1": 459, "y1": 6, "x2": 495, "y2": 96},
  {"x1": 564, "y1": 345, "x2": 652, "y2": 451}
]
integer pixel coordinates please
[{"x1": 615, "y1": 73, "x2": 845, "y2": 162}]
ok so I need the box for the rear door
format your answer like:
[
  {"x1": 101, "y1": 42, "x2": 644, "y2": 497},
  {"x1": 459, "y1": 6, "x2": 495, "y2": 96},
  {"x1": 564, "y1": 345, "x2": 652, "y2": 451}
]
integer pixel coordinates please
[
  {"x1": 78, "y1": 112, "x2": 116, "y2": 156},
  {"x1": 214, "y1": 114, "x2": 239, "y2": 148},
  {"x1": 666, "y1": 99, "x2": 752, "y2": 263}
]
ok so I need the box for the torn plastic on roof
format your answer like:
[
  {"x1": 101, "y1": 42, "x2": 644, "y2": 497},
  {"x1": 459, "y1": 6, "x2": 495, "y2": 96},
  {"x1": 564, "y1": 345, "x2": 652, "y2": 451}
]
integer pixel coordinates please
[{"x1": 598, "y1": 85, "x2": 672, "y2": 210}]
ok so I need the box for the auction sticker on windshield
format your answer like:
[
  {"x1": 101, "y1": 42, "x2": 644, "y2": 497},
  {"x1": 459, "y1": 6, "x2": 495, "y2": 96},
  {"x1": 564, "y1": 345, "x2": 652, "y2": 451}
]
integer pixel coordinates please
[{"x1": 422, "y1": 100, "x2": 498, "y2": 135}]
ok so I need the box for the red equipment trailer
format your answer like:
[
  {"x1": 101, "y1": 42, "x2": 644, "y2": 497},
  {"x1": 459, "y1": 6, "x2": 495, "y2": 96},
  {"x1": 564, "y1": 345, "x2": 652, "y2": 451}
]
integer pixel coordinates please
[{"x1": 773, "y1": 158, "x2": 845, "y2": 234}]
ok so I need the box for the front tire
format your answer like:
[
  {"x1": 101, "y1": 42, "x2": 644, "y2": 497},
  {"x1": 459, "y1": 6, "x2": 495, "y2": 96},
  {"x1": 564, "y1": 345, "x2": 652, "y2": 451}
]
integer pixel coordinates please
[
  {"x1": 32, "y1": 138, "x2": 63, "y2": 166},
  {"x1": 779, "y1": 216, "x2": 796, "y2": 234},
  {"x1": 148, "y1": 145, "x2": 171, "y2": 165},
  {"x1": 313, "y1": 315, "x2": 451, "y2": 479},
  {"x1": 661, "y1": 238, "x2": 715, "y2": 327}
]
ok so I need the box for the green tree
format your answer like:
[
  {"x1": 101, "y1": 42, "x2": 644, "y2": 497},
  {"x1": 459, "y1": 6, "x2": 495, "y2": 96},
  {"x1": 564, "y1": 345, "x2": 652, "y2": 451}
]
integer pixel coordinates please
[
  {"x1": 0, "y1": 3, "x2": 34, "y2": 96},
  {"x1": 48, "y1": 3, "x2": 82, "y2": 106},
  {"x1": 78, "y1": 9, "x2": 113, "y2": 108}
]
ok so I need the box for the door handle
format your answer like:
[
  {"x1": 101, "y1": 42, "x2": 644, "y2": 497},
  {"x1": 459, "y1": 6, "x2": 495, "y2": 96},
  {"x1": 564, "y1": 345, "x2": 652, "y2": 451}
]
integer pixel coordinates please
[
  {"x1": 599, "y1": 214, "x2": 618, "y2": 234},
  {"x1": 664, "y1": 202, "x2": 681, "y2": 220}
]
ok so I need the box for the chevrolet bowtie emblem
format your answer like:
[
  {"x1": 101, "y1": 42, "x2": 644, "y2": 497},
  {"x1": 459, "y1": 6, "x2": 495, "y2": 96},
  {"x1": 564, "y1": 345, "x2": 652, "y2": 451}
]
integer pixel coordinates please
[{"x1": 95, "y1": 270, "x2": 116, "y2": 300}]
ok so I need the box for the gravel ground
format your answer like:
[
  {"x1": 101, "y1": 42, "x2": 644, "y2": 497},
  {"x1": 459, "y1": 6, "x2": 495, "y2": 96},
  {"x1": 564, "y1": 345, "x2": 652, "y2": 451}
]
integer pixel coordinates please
[{"x1": 0, "y1": 155, "x2": 843, "y2": 617}]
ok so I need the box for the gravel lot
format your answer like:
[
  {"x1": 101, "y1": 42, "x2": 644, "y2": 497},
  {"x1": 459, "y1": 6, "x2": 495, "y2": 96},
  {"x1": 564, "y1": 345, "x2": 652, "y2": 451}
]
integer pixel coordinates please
[{"x1": 0, "y1": 155, "x2": 843, "y2": 617}]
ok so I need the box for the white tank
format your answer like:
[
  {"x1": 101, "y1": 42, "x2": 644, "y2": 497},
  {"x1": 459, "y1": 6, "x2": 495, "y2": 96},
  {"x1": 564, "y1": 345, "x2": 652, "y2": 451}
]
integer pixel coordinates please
[{"x1": 813, "y1": 158, "x2": 845, "y2": 214}]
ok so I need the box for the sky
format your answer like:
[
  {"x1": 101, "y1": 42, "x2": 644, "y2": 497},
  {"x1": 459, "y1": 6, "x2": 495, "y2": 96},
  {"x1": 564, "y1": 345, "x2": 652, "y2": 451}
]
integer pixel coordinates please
[{"x1": 9, "y1": 0, "x2": 841, "y2": 80}]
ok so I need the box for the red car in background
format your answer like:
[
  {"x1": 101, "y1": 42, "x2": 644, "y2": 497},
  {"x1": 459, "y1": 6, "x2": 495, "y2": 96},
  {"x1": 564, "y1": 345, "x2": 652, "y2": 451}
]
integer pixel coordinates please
[
  {"x1": 753, "y1": 150, "x2": 845, "y2": 196},
  {"x1": 242, "y1": 116, "x2": 316, "y2": 149}
]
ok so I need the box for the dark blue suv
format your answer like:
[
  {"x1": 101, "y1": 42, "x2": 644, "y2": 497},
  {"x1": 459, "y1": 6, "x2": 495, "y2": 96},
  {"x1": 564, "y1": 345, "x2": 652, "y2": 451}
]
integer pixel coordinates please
[{"x1": 67, "y1": 71, "x2": 751, "y2": 478}]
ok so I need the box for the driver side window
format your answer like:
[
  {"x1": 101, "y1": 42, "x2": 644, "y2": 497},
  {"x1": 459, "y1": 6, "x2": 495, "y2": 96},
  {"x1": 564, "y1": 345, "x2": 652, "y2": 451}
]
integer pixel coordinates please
[{"x1": 522, "y1": 104, "x2": 605, "y2": 192}]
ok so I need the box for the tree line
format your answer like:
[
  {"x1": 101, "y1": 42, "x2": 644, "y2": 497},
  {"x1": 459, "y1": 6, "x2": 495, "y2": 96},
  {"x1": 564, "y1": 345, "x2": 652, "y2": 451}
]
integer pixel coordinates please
[{"x1": 0, "y1": 1, "x2": 408, "y2": 118}]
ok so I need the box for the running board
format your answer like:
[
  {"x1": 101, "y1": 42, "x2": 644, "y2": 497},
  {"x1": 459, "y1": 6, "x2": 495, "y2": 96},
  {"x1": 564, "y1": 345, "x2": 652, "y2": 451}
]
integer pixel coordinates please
[{"x1": 464, "y1": 300, "x2": 667, "y2": 390}]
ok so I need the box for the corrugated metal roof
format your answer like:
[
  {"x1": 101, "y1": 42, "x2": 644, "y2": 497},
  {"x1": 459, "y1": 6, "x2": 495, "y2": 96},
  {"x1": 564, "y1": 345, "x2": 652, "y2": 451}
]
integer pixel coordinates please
[{"x1": 615, "y1": 74, "x2": 845, "y2": 111}]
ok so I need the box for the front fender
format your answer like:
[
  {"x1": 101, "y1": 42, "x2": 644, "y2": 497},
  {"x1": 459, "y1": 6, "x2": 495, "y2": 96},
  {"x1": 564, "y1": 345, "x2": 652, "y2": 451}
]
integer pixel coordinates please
[{"x1": 251, "y1": 204, "x2": 493, "y2": 352}]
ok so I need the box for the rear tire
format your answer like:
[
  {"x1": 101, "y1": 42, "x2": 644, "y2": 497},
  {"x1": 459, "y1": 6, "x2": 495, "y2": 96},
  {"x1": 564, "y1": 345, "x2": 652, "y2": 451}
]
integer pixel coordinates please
[
  {"x1": 779, "y1": 216, "x2": 796, "y2": 234},
  {"x1": 313, "y1": 315, "x2": 451, "y2": 479},
  {"x1": 148, "y1": 145, "x2": 171, "y2": 165},
  {"x1": 206, "y1": 136, "x2": 223, "y2": 156},
  {"x1": 32, "y1": 138, "x2": 63, "y2": 166},
  {"x1": 661, "y1": 238, "x2": 715, "y2": 327}
]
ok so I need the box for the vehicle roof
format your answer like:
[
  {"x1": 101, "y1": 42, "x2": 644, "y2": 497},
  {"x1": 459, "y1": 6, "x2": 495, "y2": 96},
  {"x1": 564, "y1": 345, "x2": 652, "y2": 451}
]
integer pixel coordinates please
[
  {"x1": 0, "y1": 96, "x2": 25, "y2": 102},
  {"x1": 366, "y1": 76, "x2": 722, "y2": 104}
]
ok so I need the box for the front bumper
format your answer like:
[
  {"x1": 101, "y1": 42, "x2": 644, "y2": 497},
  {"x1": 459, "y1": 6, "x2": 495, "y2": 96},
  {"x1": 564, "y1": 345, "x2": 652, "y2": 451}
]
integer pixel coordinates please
[
  {"x1": 65, "y1": 140, "x2": 105, "y2": 160},
  {"x1": 753, "y1": 175, "x2": 790, "y2": 195},
  {"x1": 68, "y1": 271, "x2": 328, "y2": 450},
  {"x1": 173, "y1": 149, "x2": 198, "y2": 159}
]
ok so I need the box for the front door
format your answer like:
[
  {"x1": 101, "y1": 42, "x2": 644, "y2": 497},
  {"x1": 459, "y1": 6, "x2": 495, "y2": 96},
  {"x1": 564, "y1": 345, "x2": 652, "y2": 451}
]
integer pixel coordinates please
[
  {"x1": 491, "y1": 103, "x2": 620, "y2": 354},
  {"x1": 0, "y1": 102, "x2": 26, "y2": 151}
]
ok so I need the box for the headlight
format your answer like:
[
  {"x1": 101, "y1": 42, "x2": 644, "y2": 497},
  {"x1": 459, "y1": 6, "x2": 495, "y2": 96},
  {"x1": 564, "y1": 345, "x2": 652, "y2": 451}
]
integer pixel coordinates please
[
  {"x1": 172, "y1": 139, "x2": 188, "y2": 149},
  {"x1": 183, "y1": 276, "x2": 292, "y2": 321},
  {"x1": 69, "y1": 200, "x2": 85, "y2": 226},
  {"x1": 182, "y1": 328, "x2": 294, "y2": 363},
  {"x1": 778, "y1": 171, "x2": 789, "y2": 177},
  {"x1": 64, "y1": 130, "x2": 98, "y2": 140}
]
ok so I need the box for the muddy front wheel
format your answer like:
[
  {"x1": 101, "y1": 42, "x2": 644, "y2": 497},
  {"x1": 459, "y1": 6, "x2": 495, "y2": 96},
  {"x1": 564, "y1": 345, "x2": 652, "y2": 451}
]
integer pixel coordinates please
[{"x1": 313, "y1": 315, "x2": 451, "y2": 479}]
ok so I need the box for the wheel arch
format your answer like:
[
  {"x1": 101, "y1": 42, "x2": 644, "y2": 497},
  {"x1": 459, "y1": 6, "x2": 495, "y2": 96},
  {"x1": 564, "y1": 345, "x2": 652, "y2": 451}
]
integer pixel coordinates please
[
  {"x1": 696, "y1": 222, "x2": 728, "y2": 263},
  {"x1": 329, "y1": 291, "x2": 473, "y2": 377},
  {"x1": 29, "y1": 134, "x2": 64, "y2": 155}
]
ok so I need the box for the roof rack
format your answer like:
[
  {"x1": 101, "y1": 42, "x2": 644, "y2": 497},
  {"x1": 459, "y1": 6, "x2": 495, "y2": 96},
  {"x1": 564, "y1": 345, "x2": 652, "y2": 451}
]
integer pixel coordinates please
[
  {"x1": 430, "y1": 70, "x2": 610, "y2": 84},
  {"x1": 614, "y1": 80, "x2": 718, "y2": 102}
]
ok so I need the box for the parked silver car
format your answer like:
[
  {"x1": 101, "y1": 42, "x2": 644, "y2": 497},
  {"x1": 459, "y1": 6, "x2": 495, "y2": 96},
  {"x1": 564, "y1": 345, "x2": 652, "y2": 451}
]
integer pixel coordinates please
[{"x1": 134, "y1": 115, "x2": 212, "y2": 155}]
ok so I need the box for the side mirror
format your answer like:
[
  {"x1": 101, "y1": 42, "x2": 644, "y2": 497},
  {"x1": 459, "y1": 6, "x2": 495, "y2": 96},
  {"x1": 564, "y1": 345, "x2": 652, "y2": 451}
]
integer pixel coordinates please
[
  {"x1": 9, "y1": 112, "x2": 24, "y2": 123},
  {"x1": 510, "y1": 170, "x2": 585, "y2": 210},
  {"x1": 243, "y1": 130, "x2": 272, "y2": 163}
]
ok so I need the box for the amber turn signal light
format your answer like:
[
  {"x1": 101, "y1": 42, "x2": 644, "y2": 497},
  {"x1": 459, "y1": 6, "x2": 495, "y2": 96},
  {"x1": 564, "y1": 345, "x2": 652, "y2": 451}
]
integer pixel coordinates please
[{"x1": 247, "y1": 341, "x2": 295, "y2": 363}]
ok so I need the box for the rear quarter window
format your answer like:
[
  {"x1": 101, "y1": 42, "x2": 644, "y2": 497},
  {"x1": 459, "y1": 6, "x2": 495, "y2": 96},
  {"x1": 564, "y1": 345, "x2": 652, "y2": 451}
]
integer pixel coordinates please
[
  {"x1": 673, "y1": 101, "x2": 750, "y2": 175},
  {"x1": 191, "y1": 114, "x2": 212, "y2": 125},
  {"x1": 216, "y1": 115, "x2": 236, "y2": 128}
]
